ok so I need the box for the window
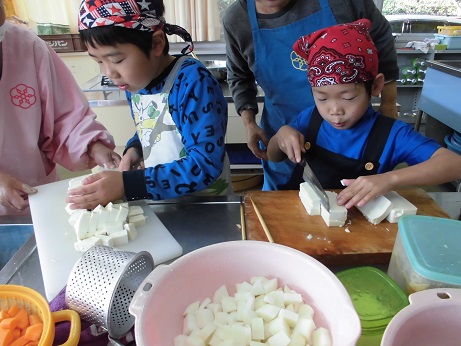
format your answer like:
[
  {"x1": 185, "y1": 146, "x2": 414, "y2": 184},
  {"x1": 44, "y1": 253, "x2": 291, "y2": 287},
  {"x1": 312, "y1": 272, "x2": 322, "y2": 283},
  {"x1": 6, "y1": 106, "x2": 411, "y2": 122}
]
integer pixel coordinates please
[{"x1": 5, "y1": 0, "x2": 237, "y2": 42}]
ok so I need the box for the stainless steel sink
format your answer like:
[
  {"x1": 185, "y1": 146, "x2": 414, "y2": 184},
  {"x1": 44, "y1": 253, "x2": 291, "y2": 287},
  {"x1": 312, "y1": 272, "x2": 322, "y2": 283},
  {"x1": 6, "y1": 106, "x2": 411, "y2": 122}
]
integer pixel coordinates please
[{"x1": 0, "y1": 224, "x2": 34, "y2": 269}]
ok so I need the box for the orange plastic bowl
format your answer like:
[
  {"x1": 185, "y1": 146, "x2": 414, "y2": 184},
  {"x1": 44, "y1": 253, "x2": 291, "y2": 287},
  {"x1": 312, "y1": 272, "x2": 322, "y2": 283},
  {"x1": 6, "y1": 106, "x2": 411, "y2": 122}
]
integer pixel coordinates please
[{"x1": 0, "y1": 285, "x2": 81, "y2": 346}]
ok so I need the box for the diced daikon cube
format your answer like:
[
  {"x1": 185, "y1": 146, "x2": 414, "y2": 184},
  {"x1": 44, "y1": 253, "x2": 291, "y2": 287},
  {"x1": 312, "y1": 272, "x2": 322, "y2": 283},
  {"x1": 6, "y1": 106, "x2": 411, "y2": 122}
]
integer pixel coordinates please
[
  {"x1": 183, "y1": 313, "x2": 199, "y2": 336},
  {"x1": 124, "y1": 222, "x2": 138, "y2": 240},
  {"x1": 184, "y1": 301, "x2": 200, "y2": 316},
  {"x1": 213, "y1": 285, "x2": 230, "y2": 304},
  {"x1": 279, "y1": 308, "x2": 299, "y2": 327},
  {"x1": 195, "y1": 309, "x2": 214, "y2": 329},
  {"x1": 221, "y1": 296, "x2": 237, "y2": 313},
  {"x1": 263, "y1": 278, "x2": 278, "y2": 293},
  {"x1": 267, "y1": 330, "x2": 290, "y2": 346},
  {"x1": 251, "y1": 317, "x2": 265, "y2": 341},
  {"x1": 109, "y1": 230, "x2": 129, "y2": 247},
  {"x1": 256, "y1": 304, "x2": 281, "y2": 322},
  {"x1": 312, "y1": 327, "x2": 332, "y2": 346},
  {"x1": 74, "y1": 236, "x2": 102, "y2": 252},
  {"x1": 266, "y1": 316, "x2": 290, "y2": 338},
  {"x1": 293, "y1": 317, "x2": 316, "y2": 340},
  {"x1": 264, "y1": 290, "x2": 284, "y2": 308},
  {"x1": 298, "y1": 304, "x2": 315, "y2": 319},
  {"x1": 129, "y1": 214, "x2": 147, "y2": 227},
  {"x1": 174, "y1": 334, "x2": 187, "y2": 346}
]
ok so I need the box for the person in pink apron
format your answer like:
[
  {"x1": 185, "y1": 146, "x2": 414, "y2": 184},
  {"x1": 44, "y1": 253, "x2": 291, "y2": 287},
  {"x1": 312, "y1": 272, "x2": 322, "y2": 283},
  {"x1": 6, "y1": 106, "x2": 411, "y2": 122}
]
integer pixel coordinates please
[
  {"x1": 67, "y1": 0, "x2": 232, "y2": 211},
  {"x1": 223, "y1": 0, "x2": 399, "y2": 190},
  {"x1": 0, "y1": 0, "x2": 119, "y2": 216},
  {"x1": 267, "y1": 19, "x2": 461, "y2": 208}
]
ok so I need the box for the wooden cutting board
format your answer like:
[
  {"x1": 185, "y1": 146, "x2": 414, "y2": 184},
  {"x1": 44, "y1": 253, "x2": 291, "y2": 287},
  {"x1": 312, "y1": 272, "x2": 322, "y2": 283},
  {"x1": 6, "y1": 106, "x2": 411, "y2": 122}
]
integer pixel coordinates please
[
  {"x1": 244, "y1": 188, "x2": 449, "y2": 266},
  {"x1": 29, "y1": 178, "x2": 183, "y2": 301}
]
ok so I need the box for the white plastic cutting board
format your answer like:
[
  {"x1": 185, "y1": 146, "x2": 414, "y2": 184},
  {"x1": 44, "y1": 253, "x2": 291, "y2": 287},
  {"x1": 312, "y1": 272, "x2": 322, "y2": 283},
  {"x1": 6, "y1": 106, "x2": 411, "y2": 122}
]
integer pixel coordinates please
[{"x1": 29, "y1": 178, "x2": 183, "y2": 300}]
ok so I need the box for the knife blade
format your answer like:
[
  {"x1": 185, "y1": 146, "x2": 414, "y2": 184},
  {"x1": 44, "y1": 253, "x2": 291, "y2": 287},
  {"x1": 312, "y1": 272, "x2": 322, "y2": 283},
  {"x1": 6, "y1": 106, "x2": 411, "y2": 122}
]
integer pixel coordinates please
[{"x1": 300, "y1": 159, "x2": 330, "y2": 212}]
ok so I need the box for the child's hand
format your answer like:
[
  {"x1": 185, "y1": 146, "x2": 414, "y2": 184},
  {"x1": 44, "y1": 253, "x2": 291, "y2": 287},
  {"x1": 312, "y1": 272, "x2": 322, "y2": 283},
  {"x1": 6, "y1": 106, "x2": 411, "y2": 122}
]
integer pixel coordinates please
[
  {"x1": 66, "y1": 171, "x2": 125, "y2": 210},
  {"x1": 119, "y1": 147, "x2": 144, "y2": 171},
  {"x1": 245, "y1": 122, "x2": 269, "y2": 161},
  {"x1": 88, "y1": 141, "x2": 122, "y2": 169},
  {"x1": 275, "y1": 126, "x2": 305, "y2": 163},
  {"x1": 337, "y1": 174, "x2": 394, "y2": 209},
  {"x1": 0, "y1": 172, "x2": 37, "y2": 210}
]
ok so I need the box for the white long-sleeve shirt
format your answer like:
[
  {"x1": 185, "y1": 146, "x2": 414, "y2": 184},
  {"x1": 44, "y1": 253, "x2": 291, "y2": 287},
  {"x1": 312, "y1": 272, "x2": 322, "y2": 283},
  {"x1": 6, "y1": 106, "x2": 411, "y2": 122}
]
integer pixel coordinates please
[{"x1": 0, "y1": 23, "x2": 115, "y2": 215}]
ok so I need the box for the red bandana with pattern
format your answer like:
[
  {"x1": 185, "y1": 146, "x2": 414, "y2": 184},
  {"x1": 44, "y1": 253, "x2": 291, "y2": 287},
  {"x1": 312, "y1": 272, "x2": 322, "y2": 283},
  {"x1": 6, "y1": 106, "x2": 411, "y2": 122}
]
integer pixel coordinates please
[
  {"x1": 293, "y1": 19, "x2": 378, "y2": 87},
  {"x1": 78, "y1": 0, "x2": 193, "y2": 52}
]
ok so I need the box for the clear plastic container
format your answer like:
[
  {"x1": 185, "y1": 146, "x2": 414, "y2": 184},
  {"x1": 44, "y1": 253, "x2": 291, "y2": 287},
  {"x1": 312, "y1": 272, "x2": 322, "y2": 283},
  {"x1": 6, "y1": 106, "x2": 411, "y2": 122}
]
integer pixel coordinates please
[
  {"x1": 388, "y1": 215, "x2": 461, "y2": 295},
  {"x1": 336, "y1": 266, "x2": 408, "y2": 346}
]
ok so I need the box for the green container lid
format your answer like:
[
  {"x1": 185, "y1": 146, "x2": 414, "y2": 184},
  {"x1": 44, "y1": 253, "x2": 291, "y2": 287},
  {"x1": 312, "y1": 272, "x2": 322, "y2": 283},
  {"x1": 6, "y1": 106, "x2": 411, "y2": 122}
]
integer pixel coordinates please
[{"x1": 336, "y1": 266, "x2": 408, "y2": 331}]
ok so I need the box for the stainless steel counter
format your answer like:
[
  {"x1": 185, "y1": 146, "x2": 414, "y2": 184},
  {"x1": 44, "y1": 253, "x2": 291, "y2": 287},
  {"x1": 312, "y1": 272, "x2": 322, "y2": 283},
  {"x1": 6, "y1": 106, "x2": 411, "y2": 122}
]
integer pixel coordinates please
[
  {"x1": 0, "y1": 196, "x2": 244, "y2": 298},
  {"x1": 1, "y1": 193, "x2": 459, "y2": 299}
]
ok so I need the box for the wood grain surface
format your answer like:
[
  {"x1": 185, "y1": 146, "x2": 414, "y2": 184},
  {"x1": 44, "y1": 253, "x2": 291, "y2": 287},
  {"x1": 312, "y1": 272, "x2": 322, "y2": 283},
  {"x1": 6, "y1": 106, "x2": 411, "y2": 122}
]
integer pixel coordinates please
[{"x1": 244, "y1": 188, "x2": 449, "y2": 267}]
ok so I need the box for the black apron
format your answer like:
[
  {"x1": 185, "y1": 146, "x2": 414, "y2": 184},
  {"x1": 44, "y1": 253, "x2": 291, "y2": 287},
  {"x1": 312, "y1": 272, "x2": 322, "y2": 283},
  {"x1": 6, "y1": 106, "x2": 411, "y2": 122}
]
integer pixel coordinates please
[{"x1": 285, "y1": 108, "x2": 396, "y2": 189}]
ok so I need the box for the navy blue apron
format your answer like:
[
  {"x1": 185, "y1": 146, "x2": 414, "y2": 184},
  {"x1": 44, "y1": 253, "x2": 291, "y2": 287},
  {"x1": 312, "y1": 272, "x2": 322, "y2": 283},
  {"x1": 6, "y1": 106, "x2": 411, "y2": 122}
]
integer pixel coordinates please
[
  {"x1": 285, "y1": 108, "x2": 396, "y2": 189},
  {"x1": 248, "y1": 0, "x2": 337, "y2": 190}
]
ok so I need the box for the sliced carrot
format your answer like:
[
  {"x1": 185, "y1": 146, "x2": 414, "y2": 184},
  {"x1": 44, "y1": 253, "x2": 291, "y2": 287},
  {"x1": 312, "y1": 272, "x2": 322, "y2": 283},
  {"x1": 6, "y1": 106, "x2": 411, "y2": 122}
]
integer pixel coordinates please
[
  {"x1": 12, "y1": 329, "x2": 20, "y2": 339},
  {"x1": 24, "y1": 324, "x2": 42, "y2": 342},
  {"x1": 0, "y1": 328, "x2": 14, "y2": 346},
  {"x1": 13, "y1": 310, "x2": 28, "y2": 331},
  {"x1": 9, "y1": 335, "x2": 29, "y2": 346},
  {"x1": 0, "y1": 311, "x2": 10, "y2": 321},
  {"x1": 0, "y1": 318, "x2": 18, "y2": 330},
  {"x1": 6, "y1": 306, "x2": 19, "y2": 318},
  {"x1": 25, "y1": 342, "x2": 38, "y2": 346},
  {"x1": 26, "y1": 316, "x2": 40, "y2": 327}
]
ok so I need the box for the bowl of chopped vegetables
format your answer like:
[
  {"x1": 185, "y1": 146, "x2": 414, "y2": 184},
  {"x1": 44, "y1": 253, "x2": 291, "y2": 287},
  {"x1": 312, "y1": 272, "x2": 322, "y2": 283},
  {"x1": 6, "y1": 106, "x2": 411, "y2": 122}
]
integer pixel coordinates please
[{"x1": 129, "y1": 240, "x2": 361, "y2": 345}]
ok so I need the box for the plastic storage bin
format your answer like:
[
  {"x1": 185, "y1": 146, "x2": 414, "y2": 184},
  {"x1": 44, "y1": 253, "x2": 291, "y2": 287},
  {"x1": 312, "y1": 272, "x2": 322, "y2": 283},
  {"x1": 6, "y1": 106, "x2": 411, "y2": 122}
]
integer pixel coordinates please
[
  {"x1": 434, "y1": 34, "x2": 461, "y2": 49},
  {"x1": 336, "y1": 266, "x2": 408, "y2": 346},
  {"x1": 437, "y1": 25, "x2": 461, "y2": 36},
  {"x1": 388, "y1": 215, "x2": 461, "y2": 295}
]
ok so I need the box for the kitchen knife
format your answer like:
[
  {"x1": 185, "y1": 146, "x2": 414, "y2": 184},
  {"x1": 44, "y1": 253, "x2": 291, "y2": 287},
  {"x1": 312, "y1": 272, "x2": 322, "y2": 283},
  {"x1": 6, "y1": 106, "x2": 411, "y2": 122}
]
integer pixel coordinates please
[{"x1": 300, "y1": 159, "x2": 330, "y2": 212}]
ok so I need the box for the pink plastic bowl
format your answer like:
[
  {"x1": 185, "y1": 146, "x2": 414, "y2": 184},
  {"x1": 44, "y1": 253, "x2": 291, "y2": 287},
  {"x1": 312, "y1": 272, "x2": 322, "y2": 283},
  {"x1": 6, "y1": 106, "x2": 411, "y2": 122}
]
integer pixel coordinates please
[
  {"x1": 381, "y1": 288, "x2": 461, "y2": 346},
  {"x1": 129, "y1": 240, "x2": 361, "y2": 345}
]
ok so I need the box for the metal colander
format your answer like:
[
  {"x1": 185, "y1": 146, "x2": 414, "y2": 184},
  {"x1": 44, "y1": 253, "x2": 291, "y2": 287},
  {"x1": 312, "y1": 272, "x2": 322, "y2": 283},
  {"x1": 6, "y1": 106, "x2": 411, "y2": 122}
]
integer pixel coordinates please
[{"x1": 65, "y1": 245, "x2": 154, "y2": 340}]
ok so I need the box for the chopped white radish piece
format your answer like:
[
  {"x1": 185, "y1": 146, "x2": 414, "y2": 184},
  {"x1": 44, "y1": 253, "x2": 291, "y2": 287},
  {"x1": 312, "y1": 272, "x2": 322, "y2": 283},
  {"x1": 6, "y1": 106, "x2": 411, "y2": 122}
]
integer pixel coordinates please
[
  {"x1": 129, "y1": 214, "x2": 147, "y2": 227},
  {"x1": 299, "y1": 182, "x2": 321, "y2": 215},
  {"x1": 213, "y1": 285, "x2": 230, "y2": 304},
  {"x1": 313, "y1": 327, "x2": 332, "y2": 346},
  {"x1": 176, "y1": 276, "x2": 331, "y2": 345},
  {"x1": 357, "y1": 195, "x2": 393, "y2": 225},
  {"x1": 320, "y1": 191, "x2": 347, "y2": 227},
  {"x1": 267, "y1": 330, "x2": 290, "y2": 346},
  {"x1": 384, "y1": 191, "x2": 418, "y2": 223},
  {"x1": 128, "y1": 205, "x2": 144, "y2": 217},
  {"x1": 74, "y1": 236, "x2": 102, "y2": 252},
  {"x1": 251, "y1": 317, "x2": 264, "y2": 340},
  {"x1": 124, "y1": 222, "x2": 138, "y2": 240}
]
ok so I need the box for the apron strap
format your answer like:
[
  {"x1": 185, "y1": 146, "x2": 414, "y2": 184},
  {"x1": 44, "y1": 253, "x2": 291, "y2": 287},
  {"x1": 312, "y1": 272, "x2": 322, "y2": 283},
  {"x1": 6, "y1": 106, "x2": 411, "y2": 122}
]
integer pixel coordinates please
[
  {"x1": 161, "y1": 55, "x2": 190, "y2": 93},
  {"x1": 363, "y1": 114, "x2": 396, "y2": 162},
  {"x1": 306, "y1": 107, "x2": 323, "y2": 143}
]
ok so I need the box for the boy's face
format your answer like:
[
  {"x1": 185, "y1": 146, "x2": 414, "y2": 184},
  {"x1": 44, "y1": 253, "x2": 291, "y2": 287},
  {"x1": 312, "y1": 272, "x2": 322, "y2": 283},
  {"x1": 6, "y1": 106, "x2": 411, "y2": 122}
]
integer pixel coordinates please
[
  {"x1": 87, "y1": 41, "x2": 160, "y2": 92},
  {"x1": 312, "y1": 83, "x2": 370, "y2": 130}
]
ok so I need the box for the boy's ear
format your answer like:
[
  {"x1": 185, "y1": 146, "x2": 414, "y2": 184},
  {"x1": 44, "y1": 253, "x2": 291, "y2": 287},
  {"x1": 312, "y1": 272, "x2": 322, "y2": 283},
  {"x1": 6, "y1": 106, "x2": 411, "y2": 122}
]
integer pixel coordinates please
[
  {"x1": 371, "y1": 73, "x2": 385, "y2": 97},
  {"x1": 151, "y1": 30, "x2": 166, "y2": 56}
]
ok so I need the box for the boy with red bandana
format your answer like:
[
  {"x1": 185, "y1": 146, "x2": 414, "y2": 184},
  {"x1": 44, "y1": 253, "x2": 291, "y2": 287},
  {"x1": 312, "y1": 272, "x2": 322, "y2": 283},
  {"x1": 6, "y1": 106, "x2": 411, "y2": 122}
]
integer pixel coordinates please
[
  {"x1": 67, "y1": 0, "x2": 231, "y2": 211},
  {"x1": 268, "y1": 19, "x2": 461, "y2": 209}
]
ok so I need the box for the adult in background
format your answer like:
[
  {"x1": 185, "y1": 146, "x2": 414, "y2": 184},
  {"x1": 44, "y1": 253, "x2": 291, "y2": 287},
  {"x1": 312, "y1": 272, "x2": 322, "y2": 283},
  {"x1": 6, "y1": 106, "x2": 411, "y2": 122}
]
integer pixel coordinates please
[
  {"x1": 0, "y1": 0, "x2": 120, "y2": 216},
  {"x1": 223, "y1": 0, "x2": 399, "y2": 190}
]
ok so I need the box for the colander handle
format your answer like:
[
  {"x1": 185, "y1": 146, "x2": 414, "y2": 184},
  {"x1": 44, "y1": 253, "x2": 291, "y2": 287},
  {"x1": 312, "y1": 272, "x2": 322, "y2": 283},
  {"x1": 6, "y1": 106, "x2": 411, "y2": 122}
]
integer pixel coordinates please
[
  {"x1": 129, "y1": 264, "x2": 169, "y2": 317},
  {"x1": 409, "y1": 288, "x2": 461, "y2": 306},
  {"x1": 52, "y1": 309, "x2": 82, "y2": 346}
]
